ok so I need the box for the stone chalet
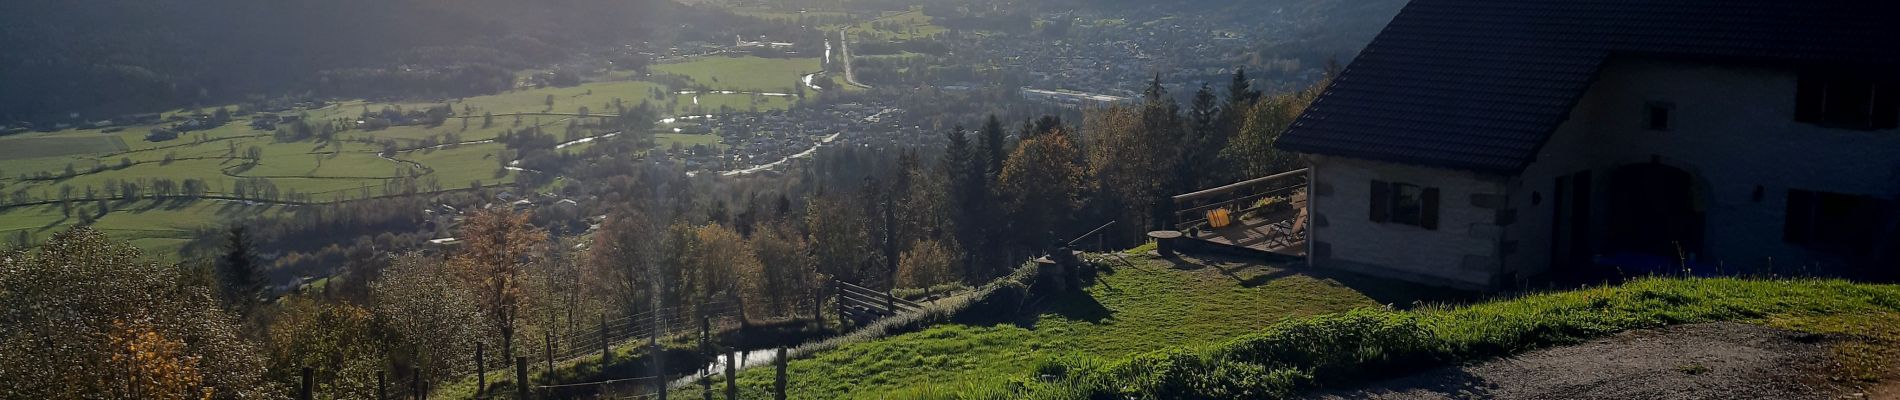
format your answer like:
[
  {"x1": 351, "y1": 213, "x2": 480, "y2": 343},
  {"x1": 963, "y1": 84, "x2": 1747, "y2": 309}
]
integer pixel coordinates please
[{"x1": 1275, "y1": 0, "x2": 1900, "y2": 290}]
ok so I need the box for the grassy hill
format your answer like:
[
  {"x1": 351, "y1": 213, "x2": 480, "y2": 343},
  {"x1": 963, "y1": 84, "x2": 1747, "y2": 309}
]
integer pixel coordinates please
[
  {"x1": 697, "y1": 252, "x2": 1458, "y2": 399},
  {"x1": 689, "y1": 250, "x2": 1900, "y2": 399}
]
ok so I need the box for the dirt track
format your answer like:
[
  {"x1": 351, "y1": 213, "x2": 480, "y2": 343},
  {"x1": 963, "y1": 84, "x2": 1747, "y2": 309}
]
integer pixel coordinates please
[{"x1": 1308, "y1": 322, "x2": 1850, "y2": 400}]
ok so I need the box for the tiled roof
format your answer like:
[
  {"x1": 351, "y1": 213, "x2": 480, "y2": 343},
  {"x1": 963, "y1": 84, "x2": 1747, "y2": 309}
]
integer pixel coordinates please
[{"x1": 1275, "y1": 0, "x2": 1900, "y2": 173}]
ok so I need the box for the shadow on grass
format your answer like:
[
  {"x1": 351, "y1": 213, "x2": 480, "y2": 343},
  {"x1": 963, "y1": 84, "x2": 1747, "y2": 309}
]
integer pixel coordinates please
[
  {"x1": 1164, "y1": 252, "x2": 1475, "y2": 309},
  {"x1": 1037, "y1": 285, "x2": 1114, "y2": 326}
]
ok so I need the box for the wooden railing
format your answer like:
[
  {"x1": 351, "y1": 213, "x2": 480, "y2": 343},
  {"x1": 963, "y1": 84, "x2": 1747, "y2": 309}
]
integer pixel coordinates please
[
  {"x1": 835, "y1": 280, "x2": 921, "y2": 324},
  {"x1": 1172, "y1": 168, "x2": 1309, "y2": 232}
]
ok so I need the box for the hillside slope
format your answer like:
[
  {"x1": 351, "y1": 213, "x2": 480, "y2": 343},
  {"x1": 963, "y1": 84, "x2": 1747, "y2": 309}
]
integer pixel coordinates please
[
  {"x1": 703, "y1": 252, "x2": 1457, "y2": 399},
  {"x1": 0, "y1": 0, "x2": 682, "y2": 122}
]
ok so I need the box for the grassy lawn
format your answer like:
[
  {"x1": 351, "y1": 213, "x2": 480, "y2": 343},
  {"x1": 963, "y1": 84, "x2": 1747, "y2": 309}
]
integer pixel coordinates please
[
  {"x1": 391, "y1": 141, "x2": 513, "y2": 189},
  {"x1": 0, "y1": 199, "x2": 284, "y2": 260},
  {"x1": 830, "y1": 8, "x2": 945, "y2": 41},
  {"x1": 985, "y1": 277, "x2": 1900, "y2": 399},
  {"x1": 652, "y1": 56, "x2": 822, "y2": 93},
  {"x1": 0, "y1": 135, "x2": 127, "y2": 159},
  {"x1": 676, "y1": 93, "x2": 797, "y2": 115},
  {"x1": 712, "y1": 253, "x2": 1451, "y2": 399}
]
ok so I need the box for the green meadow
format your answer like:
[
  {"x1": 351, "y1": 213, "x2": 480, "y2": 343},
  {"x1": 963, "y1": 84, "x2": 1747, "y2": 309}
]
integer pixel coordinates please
[
  {"x1": 653, "y1": 55, "x2": 822, "y2": 94},
  {"x1": 0, "y1": 53, "x2": 821, "y2": 256}
]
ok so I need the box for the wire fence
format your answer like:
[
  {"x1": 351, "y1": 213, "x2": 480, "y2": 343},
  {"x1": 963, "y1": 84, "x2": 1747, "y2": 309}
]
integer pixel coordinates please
[{"x1": 548, "y1": 301, "x2": 743, "y2": 362}]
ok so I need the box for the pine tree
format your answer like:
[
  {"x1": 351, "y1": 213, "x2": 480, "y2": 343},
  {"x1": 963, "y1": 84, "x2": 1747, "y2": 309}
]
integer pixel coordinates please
[
  {"x1": 215, "y1": 225, "x2": 262, "y2": 317},
  {"x1": 1188, "y1": 83, "x2": 1224, "y2": 187},
  {"x1": 1213, "y1": 67, "x2": 1265, "y2": 183},
  {"x1": 1144, "y1": 73, "x2": 1168, "y2": 102},
  {"x1": 1136, "y1": 75, "x2": 1189, "y2": 229},
  {"x1": 978, "y1": 115, "x2": 1007, "y2": 182},
  {"x1": 1227, "y1": 67, "x2": 1262, "y2": 107}
]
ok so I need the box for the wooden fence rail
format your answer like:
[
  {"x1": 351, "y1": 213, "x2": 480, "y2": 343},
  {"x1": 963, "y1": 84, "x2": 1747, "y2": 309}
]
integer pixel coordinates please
[{"x1": 1172, "y1": 168, "x2": 1309, "y2": 232}]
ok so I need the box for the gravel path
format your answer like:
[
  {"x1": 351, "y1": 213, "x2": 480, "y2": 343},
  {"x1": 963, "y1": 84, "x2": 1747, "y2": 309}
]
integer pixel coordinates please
[{"x1": 1309, "y1": 322, "x2": 1846, "y2": 400}]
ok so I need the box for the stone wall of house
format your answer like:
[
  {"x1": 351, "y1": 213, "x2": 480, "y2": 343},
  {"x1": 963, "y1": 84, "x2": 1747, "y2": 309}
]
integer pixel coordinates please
[
  {"x1": 1308, "y1": 155, "x2": 1511, "y2": 290},
  {"x1": 1507, "y1": 57, "x2": 1900, "y2": 278}
]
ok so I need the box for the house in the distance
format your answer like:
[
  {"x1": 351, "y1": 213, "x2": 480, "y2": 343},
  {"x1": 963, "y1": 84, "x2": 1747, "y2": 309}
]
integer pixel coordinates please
[{"x1": 1275, "y1": 0, "x2": 1900, "y2": 290}]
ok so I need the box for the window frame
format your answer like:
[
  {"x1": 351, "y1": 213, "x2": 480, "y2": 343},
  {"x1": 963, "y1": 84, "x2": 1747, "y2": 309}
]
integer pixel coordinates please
[
  {"x1": 1645, "y1": 101, "x2": 1675, "y2": 131},
  {"x1": 1369, "y1": 180, "x2": 1440, "y2": 230},
  {"x1": 1795, "y1": 71, "x2": 1900, "y2": 130},
  {"x1": 1784, "y1": 189, "x2": 1883, "y2": 254}
]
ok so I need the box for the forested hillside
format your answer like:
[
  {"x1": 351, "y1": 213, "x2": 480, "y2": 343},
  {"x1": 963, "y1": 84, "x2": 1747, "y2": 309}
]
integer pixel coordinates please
[{"x1": 0, "y1": 0, "x2": 688, "y2": 123}]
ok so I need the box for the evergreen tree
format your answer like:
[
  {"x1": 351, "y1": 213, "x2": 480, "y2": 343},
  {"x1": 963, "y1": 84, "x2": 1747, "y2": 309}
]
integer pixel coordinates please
[
  {"x1": 978, "y1": 115, "x2": 1007, "y2": 182},
  {"x1": 214, "y1": 225, "x2": 262, "y2": 317},
  {"x1": 941, "y1": 126, "x2": 983, "y2": 257},
  {"x1": 1188, "y1": 83, "x2": 1224, "y2": 187},
  {"x1": 1140, "y1": 74, "x2": 1187, "y2": 192},
  {"x1": 1227, "y1": 67, "x2": 1262, "y2": 107},
  {"x1": 1144, "y1": 73, "x2": 1169, "y2": 102},
  {"x1": 1213, "y1": 68, "x2": 1265, "y2": 183},
  {"x1": 773, "y1": 193, "x2": 793, "y2": 220}
]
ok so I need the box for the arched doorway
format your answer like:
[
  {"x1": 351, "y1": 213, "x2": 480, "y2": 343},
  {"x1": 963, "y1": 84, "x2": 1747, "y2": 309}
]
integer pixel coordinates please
[{"x1": 1606, "y1": 163, "x2": 1705, "y2": 258}]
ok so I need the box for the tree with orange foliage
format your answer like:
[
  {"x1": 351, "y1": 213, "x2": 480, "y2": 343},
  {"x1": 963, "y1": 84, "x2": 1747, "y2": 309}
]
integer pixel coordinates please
[
  {"x1": 452, "y1": 208, "x2": 549, "y2": 366},
  {"x1": 0, "y1": 227, "x2": 272, "y2": 399},
  {"x1": 688, "y1": 223, "x2": 759, "y2": 321},
  {"x1": 107, "y1": 321, "x2": 213, "y2": 400}
]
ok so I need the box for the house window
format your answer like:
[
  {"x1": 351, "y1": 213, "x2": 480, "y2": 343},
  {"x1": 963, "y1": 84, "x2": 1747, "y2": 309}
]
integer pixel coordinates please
[
  {"x1": 1795, "y1": 72, "x2": 1900, "y2": 130},
  {"x1": 1645, "y1": 102, "x2": 1674, "y2": 131},
  {"x1": 1370, "y1": 180, "x2": 1439, "y2": 230},
  {"x1": 1784, "y1": 189, "x2": 1883, "y2": 253}
]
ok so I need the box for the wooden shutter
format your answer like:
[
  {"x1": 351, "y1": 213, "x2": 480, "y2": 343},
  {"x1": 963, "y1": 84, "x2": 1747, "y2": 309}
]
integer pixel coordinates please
[
  {"x1": 1420, "y1": 187, "x2": 1441, "y2": 230},
  {"x1": 1784, "y1": 190, "x2": 1814, "y2": 244},
  {"x1": 1369, "y1": 180, "x2": 1391, "y2": 223},
  {"x1": 1874, "y1": 82, "x2": 1899, "y2": 130},
  {"x1": 1795, "y1": 74, "x2": 1824, "y2": 123}
]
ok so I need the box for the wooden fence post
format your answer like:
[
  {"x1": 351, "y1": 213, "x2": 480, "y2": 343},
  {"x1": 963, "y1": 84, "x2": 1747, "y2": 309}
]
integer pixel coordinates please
[
  {"x1": 812, "y1": 286, "x2": 825, "y2": 330},
  {"x1": 601, "y1": 318, "x2": 612, "y2": 363},
  {"x1": 377, "y1": 370, "x2": 386, "y2": 400},
  {"x1": 773, "y1": 347, "x2": 788, "y2": 400},
  {"x1": 544, "y1": 330, "x2": 554, "y2": 372},
  {"x1": 515, "y1": 357, "x2": 529, "y2": 400},
  {"x1": 298, "y1": 366, "x2": 312, "y2": 400},
  {"x1": 411, "y1": 367, "x2": 421, "y2": 400},
  {"x1": 652, "y1": 340, "x2": 667, "y2": 400},
  {"x1": 654, "y1": 306, "x2": 668, "y2": 400},
  {"x1": 884, "y1": 288, "x2": 896, "y2": 316},
  {"x1": 724, "y1": 349, "x2": 737, "y2": 400},
  {"x1": 476, "y1": 341, "x2": 486, "y2": 392}
]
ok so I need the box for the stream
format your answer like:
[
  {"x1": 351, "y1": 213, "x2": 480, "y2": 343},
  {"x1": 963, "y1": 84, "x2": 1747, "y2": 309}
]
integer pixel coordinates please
[
  {"x1": 676, "y1": 90, "x2": 797, "y2": 97},
  {"x1": 669, "y1": 348, "x2": 784, "y2": 389}
]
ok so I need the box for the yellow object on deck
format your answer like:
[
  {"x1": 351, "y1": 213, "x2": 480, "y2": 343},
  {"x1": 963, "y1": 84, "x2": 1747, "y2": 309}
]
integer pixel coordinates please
[{"x1": 1208, "y1": 208, "x2": 1232, "y2": 229}]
